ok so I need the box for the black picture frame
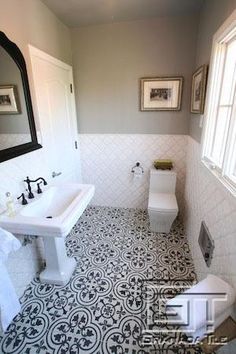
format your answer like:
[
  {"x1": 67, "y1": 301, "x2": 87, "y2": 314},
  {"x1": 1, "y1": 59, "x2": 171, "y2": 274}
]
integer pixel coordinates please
[{"x1": 0, "y1": 31, "x2": 42, "y2": 163}]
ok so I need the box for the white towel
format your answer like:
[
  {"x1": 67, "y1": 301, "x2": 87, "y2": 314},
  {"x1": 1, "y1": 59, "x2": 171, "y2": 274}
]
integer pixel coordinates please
[
  {"x1": 0, "y1": 263, "x2": 21, "y2": 331},
  {"x1": 0, "y1": 228, "x2": 21, "y2": 332},
  {"x1": 0, "y1": 227, "x2": 21, "y2": 262}
]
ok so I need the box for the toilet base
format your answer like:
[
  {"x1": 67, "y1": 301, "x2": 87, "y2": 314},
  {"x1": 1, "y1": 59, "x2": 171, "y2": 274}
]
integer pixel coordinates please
[
  {"x1": 149, "y1": 220, "x2": 173, "y2": 233},
  {"x1": 148, "y1": 210, "x2": 177, "y2": 234}
]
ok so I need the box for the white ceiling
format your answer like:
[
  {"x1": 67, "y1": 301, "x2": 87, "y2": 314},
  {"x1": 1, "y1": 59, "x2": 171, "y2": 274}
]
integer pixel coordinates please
[{"x1": 41, "y1": 0, "x2": 204, "y2": 28}]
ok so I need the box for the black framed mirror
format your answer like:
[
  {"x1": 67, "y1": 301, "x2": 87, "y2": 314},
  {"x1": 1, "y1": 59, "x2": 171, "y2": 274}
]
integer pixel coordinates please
[{"x1": 0, "y1": 31, "x2": 42, "y2": 162}]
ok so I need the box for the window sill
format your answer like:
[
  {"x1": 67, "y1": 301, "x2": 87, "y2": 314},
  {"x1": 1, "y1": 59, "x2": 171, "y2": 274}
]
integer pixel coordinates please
[{"x1": 201, "y1": 159, "x2": 236, "y2": 199}]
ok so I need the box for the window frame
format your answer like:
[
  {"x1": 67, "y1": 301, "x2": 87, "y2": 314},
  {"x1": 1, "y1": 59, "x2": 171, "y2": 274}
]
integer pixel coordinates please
[{"x1": 202, "y1": 9, "x2": 236, "y2": 196}]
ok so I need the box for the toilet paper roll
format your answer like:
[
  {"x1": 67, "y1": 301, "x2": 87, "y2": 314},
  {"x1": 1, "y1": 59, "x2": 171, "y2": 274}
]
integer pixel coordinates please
[
  {"x1": 133, "y1": 172, "x2": 143, "y2": 180},
  {"x1": 166, "y1": 274, "x2": 236, "y2": 334}
]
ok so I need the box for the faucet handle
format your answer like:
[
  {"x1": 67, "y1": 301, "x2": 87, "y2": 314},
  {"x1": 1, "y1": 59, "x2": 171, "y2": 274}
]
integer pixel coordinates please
[
  {"x1": 26, "y1": 189, "x2": 34, "y2": 199},
  {"x1": 17, "y1": 193, "x2": 28, "y2": 205},
  {"x1": 24, "y1": 176, "x2": 30, "y2": 183},
  {"x1": 42, "y1": 178, "x2": 47, "y2": 186},
  {"x1": 37, "y1": 182, "x2": 43, "y2": 194},
  {"x1": 52, "y1": 171, "x2": 62, "y2": 178}
]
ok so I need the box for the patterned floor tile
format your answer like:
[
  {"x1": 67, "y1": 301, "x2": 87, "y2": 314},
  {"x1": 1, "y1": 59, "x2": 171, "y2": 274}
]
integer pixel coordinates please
[{"x1": 0, "y1": 206, "x2": 202, "y2": 354}]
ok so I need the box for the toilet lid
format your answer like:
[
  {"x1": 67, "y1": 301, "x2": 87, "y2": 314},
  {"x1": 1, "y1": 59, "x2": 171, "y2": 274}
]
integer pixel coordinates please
[{"x1": 148, "y1": 193, "x2": 178, "y2": 213}]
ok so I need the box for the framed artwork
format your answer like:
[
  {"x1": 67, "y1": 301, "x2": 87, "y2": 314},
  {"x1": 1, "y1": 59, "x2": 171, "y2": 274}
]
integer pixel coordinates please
[
  {"x1": 0, "y1": 85, "x2": 20, "y2": 114},
  {"x1": 140, "y1": 77, "x2": 183, "y2": 111},
  {"x1": 191, "y1": 65, "x2": 208, "y2": 114}
]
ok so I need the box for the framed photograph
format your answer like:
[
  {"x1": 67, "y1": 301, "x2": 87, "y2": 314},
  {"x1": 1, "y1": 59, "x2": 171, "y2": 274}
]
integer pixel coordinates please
[
  {"x1": 140, "y1": 77, "x2": 183, "y2": 111},
  {"x1": 191, "y1": 65, "x2": 208, "y2": 114},
  {"x1": 0, "y1": 85, "x2": 20, "y2": 114}
]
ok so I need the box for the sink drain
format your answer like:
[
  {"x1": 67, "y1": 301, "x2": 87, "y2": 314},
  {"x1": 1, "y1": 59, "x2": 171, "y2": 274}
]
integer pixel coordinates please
[{"x1": 46, "y1": 216, "x2": 53, "y2": 219}]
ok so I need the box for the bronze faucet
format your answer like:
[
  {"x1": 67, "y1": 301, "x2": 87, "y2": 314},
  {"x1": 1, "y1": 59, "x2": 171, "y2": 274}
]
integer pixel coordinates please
[{"x1": 24, "y1": 176, "x2": 47, "y2": 199}]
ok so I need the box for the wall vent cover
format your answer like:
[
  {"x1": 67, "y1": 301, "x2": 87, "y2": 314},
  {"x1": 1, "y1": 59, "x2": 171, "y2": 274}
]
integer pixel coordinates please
[{"x1": 198, "y1": 221, "x2": 215, "y2": 267}]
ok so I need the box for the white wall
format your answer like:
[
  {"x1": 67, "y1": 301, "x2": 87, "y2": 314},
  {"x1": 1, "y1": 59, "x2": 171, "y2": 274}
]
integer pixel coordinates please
[
  {"x1": 184, "y1": 5, "x2": 236, "y2": 347},
  {"x1": 185, "y1": 137, "x2": 236, "y2": 290},
  {"x1": 184, "y1": 137, "x2": 236, "y2": 353},
  {"x1": 79, "y1": 134, "x2": 187, "y2": 215},
  {"x1": 0, "y1": 134, "x2": 31, "y2": 151},
  {"x1": 5, "y1": 236, "x2": 44, "y2": 298}
]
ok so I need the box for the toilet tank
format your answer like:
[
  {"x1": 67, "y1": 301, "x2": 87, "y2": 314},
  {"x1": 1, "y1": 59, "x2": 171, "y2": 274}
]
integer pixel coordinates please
[{"x1": 149, "y1": 168, "x2": 177, "y2": 194}]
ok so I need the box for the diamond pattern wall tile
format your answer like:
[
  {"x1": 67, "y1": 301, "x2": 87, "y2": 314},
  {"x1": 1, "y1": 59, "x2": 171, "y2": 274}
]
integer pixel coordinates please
[
  {"x1": 0, "y1": 134, "x2": 31, "y2": 150},
  {"x1": 184, "y1": 137, "x2": 236, "y2": 290},
  {"x1": 79, "y1": 134, "x2": 188, "y2": 214},
  {"x1": 0, "y1": 131, "x2": 64, "y2": 298}
]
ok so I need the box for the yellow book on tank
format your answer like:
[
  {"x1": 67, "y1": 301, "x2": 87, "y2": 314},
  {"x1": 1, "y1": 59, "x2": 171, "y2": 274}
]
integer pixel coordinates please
[{"x1": 153, "y1": 159, "x2": 173, "y2": 170}]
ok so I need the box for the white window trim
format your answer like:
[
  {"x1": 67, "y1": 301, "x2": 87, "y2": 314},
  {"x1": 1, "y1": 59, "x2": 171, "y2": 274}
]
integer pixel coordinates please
[{"x1": 201, "y1": 9, "x2": 236, "y2": 197}]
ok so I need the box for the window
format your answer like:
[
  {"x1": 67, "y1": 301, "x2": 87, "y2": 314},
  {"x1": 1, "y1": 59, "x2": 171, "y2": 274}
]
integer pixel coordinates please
[{"x1": 202, "y1": 10, "x2": 236, "y2": 194}]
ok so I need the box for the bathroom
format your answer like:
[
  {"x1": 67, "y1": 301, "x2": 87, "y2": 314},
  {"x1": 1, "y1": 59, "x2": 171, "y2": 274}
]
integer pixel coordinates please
[{"x1": 0, "y1": 0, "x2": 236, "y2": 352}]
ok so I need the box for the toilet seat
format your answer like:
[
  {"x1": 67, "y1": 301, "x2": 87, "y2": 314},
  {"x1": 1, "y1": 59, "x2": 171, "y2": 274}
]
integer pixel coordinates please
[{"x1": 148, "y1": 193, "x2": 178, "y2": 213}]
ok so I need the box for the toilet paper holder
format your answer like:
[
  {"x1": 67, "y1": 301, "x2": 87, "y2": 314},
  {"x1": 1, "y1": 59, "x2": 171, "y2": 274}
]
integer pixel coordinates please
[{"x1": 131, "y1": 162, "x2": 144, "y2": 174}]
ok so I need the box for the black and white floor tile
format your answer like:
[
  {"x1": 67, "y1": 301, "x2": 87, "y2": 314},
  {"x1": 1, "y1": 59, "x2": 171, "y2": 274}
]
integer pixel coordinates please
[{"x1": 0, "y1": 206, "x2": 202, "y2": 353}]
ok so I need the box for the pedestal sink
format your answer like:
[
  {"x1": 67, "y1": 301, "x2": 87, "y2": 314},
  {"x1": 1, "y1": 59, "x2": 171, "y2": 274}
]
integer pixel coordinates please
[{"x1": 0, "y1": 184, "x2": 95, "y2": 285}]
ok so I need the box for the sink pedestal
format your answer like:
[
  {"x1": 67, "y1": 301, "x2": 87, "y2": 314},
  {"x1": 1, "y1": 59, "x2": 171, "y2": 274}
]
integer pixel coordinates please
[{"x1": 40, "y1": 237, "x2": 76, "y2": 285}]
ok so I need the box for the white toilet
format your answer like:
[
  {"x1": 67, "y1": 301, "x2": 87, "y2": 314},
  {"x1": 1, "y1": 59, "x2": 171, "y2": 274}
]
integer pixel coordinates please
[{"x1": 148, "y1": 168, "x2": 178, "y2": 233}]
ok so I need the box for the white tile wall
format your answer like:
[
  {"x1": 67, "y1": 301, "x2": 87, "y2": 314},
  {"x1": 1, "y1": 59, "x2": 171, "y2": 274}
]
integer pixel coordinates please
[
  {"x1": 0, "y1": 134, "x2": 31, "y2": 150},
  {"x1": 79, "y1": 134, "x2": 188, "y2": 215},
  {"x1": 185, "y1": 136, "x2": 236, "y2": 290},
  {"x1": 0, "y1": 144, "x2": 50, "y2": 298},
  {"x1": 0, "y1": 132, "x2": 73, "y2": 299},
  {"x1": 5, "y1": 236, "x2": 44, "y2": 298},
  {"x1": 0, "y1": 133, "x2": 50, "y2": 205}
]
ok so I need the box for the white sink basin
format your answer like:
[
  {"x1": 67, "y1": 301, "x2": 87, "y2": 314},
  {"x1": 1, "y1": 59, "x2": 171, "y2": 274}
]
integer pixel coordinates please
[
  {"x1": 0, "y1": 183, "x2": 95, "y2": 285},
  {"x1": 21, "y1": 186, "x2": 79, "y2": 218},
  {"x1": 0, "y1": 183, "x2": 95, "y2": 237}
]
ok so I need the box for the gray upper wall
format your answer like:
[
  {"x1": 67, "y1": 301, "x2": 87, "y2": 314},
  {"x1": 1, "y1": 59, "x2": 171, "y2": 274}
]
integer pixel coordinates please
[
  {"x1": 190, "y1": 0, "x2": 236, "y2": 143},
  {"x1": 72, "y1": 16, "x2": 199, "y2": 134}
]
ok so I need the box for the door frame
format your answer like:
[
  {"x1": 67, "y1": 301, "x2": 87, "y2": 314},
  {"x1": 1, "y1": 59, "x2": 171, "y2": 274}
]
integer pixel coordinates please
[{"x1": 28, "y1": 45, "x2": 81, "y2": 181}]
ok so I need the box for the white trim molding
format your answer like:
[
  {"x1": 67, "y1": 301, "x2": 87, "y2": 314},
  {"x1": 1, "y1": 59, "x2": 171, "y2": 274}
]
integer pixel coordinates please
[{"x1": 201, "y1": 9, "x2": 236, "y2": 197}]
